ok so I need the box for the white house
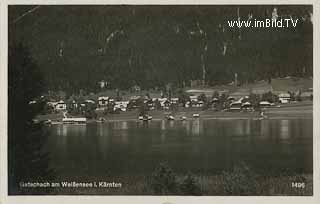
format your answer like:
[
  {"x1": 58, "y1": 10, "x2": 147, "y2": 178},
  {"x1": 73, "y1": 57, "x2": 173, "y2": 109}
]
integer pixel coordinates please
[
  {"x1": 114, "y1": 101, "x2": 129, "y2": 111},
  {"x1": 157, "y1": 98, "x2": 171, "y2": 109},
  {"x1": 190, "y1": 95, "x2": 198, "y2": 102},
  {"x1": 98, "y1": 96, "x2": 109, "y2": 106},
  {"x1": 241, "y1": 101, "x2": 253, "y2": 111},
  {"x1": 55, "y1": 100, "x2": 67, "y2": 111},
  {"x1": 259, "y1": 101, "x2": 272, "y2": 107},
  {"x1": 229, "y1": 101, "x2": 242, "y2": 111},
  {"x1": 278, "y1": 93, "x2": 291, "y2": 104},
  {"x1": 158, "y1": 98, "x2": 168, "y2": 106},
  {"x1": 170, "y1": 98, "x2": 179, "y2": 104}
]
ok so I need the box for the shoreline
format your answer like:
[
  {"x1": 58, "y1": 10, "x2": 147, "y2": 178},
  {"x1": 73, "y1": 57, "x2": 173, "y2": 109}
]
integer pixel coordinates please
[
  {"x1": 37, "y1": 101, "x2": 313, "y2": 123},
  {"x1": 45, "y1": 115, "x2": 312, "y2": 125}
]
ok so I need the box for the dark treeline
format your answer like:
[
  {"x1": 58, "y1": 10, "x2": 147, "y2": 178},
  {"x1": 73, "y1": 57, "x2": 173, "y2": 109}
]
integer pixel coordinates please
[
  {"x1": 8, "y1": 43, "x2": 55, "y2": 194},
  {"x1": 9, "y1": 5, "x2": 312, "y2": 94}
]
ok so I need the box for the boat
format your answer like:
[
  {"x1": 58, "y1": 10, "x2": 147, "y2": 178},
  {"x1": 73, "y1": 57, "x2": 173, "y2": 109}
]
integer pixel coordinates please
[
  {"x1": 192, "y1": 113, "x2": 200, "y2": 118},
  {"x1": 96, "y1": 117, "x2": 106, "y2": 123},
  {"x1": 62, "y1": 117, "x2": 87, "y2": 124},
  {"x1": 50, "y1": 121, "x2": 63, "y2": 125},
  {"x1": 167, "y1": 115, "x2": 175, "y2": 120},
  {"x1": 139, "y1": 115, "x2": 152, "y2": 121}
]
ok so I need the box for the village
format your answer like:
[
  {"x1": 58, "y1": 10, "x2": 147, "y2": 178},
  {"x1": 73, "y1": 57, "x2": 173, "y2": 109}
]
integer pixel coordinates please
[{"x1": 33, "y1": 76, "x2": 313, "y2": 124}]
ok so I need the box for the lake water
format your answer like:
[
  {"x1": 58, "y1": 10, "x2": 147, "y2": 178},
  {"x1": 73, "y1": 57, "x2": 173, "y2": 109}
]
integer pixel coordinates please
[{"x1": 46, "y1": 118, "x2": 313, "y2": 179}]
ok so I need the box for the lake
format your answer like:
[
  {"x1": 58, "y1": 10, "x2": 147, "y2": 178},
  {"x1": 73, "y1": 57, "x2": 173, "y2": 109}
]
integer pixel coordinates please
[{"x1": 46, "y1": 118, "x2": 313, "y2": 179}]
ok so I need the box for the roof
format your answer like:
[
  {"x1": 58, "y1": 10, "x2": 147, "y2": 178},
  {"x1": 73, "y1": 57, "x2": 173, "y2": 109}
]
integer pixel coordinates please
[
  {"x1": 230, "y1": 101, "x2": 242, "y2": 105},
  {"x1": 85, "y1": 99, "x2": 95, "y2": 103},
  {"x1": 130, "y1": 96, "x2": 141, "y2": 100},
  {"x1": 242, "y1": 102, "x2": 252, "y2": 106},
  {"x1": 278, "y1": 93, "x2": 290, "y2": 98},
  {"x1": 98, "y1": 96, "x2": 109, "y2": 100}
]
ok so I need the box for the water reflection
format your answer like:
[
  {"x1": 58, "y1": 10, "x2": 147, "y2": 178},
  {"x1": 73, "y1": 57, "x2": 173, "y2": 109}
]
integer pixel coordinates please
[
  {"x1": 56, "y1": 124, "x2": 87, "y2": 137},
  {"x1": 47, "y1": 118, "x2": 313, "y2": 177},
  {"x1": 160, "y1": 132, "x2": 166, "y2": 143},
  {"x1": 279, "y1": 120, "x2": 290, "y2": 140},
  {"x1": 260, "y1": 120, "x2": 270, "y2": 139},
  {"x1": 245, "y1": 120, "x2": 251, "y2": 135},
  {"x1": 182, "y1": 120, "x2": 190, "y2": 135},
  {"x1": 161, "y1": 120, "x2": 166, "y2": 130},
  {"x1": 97, "y1": 123, "x2": 106, "y2": 137},
  {"x1": 168, "y1": 120, "x2": 175, "y2": 128},
  {"x1": 191, "y1": 119, "x2": 201, "y2": 135},
  {"x1": 113, "y1": 121, "x2": 129, "y2": 130}
]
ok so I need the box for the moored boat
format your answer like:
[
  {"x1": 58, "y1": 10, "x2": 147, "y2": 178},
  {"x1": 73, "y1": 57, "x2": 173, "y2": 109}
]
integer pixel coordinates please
[
  {"x1": 62, "y1": 117, "x2": 87, "y2": 124},
  {"x1": 166, "y1": 115, "x2": 175, "y2": 120},
  {"x1": 192, "y1": 113, "x2": 200, "y2": 118}
]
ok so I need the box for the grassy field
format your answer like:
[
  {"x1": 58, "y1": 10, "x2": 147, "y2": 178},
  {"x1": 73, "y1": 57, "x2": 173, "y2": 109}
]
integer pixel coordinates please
[{"x1": 265, "y1": 101, "x2": 312, "y2": 119}]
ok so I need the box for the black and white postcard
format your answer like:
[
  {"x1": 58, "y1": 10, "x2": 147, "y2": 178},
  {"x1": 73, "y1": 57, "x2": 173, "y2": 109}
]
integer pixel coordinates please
[{"x1": 1, "y1": 1, "x2": 319, "y2": 204}]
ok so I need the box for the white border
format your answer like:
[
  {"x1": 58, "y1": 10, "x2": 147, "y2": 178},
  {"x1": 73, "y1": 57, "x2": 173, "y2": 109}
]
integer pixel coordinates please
[{"x1": 1, "y1": 1, "x2": 319, "y2": 204}]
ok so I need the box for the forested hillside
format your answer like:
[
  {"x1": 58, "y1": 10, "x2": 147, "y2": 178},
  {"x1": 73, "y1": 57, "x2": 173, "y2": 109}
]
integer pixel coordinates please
[{"x1": 9, "y1": 5, "x2": 313, "y2": 94}]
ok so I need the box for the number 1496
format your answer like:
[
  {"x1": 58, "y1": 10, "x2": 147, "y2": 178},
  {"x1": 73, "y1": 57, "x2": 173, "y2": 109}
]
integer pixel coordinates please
[{"x1": 291, "y1": 182, "x2": 305, "y2": 188}]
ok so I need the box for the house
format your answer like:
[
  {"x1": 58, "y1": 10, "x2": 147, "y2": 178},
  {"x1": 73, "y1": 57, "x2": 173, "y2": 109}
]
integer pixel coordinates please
[
  {"x1": 66, "y1": 99, "x2": 78, "y2": 110},
  {"x1": 163, "y1": 100, "x2": 171, "y2": 110},
  {"x1": 190, "y1": 100, "x2": 204, "y2": 108},
  {"x1": 55, "y1": 100, "x2": 67, "y2": 111},
  {"x1": 211, "y1": 97, "x2": 219, "y2": 103},
  {"x1": 210, "y1": 98, "x2": 220, "y2": 109},
  {"x1": 157, "y1": 98, "x2": 171, "y2": 109},
  {"x1": 145, "y1": 99, "x2": 155, "y2": 110},
  {"x1": 259, "y1": 101, "x2": 272, "y2": 108},
  {"x1": 98, "y1": 96, "x2": 109, "y2": 107},
  {"x1": 190, "y1": 95, "x2": 198, "y2": 102},
  {"x1": 114, "y1": 101, "x2": 129, "y2": 111},
  {"x1": 278, "y1": 93, "x2": 291, "y2": 104},
  {"x1": 227, "y1": 96, "x2": 236, "y2": 102},
  {"x1": 197, "y1": 100, "x2": 204, "y2": 107},
  {"x1": 170, "y1": 98, "x2": 179, "y2": 104},
  {"x1": 241, "y1": 102, "x2": 253, "y2": 111},
  {"x1": 158, "y1": 98, "x2": 168, "y2": 104},
  {"x1": 130, "y1": 96, "x2": 141, "y2": 101},
  {"x1": 229, "y1": 101, "x2": 242, "y2": 111}
]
